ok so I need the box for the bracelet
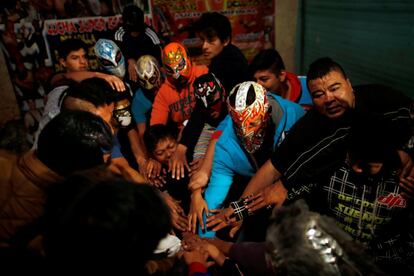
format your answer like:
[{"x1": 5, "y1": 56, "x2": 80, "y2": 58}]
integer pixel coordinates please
[{"x1": 230, "y1": 197, "x2": 253, "y2": 222}]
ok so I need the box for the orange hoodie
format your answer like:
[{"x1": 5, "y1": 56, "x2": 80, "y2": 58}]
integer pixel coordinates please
[{"x1": 150, "y1": 64, "x2": 208, "y2": 128}]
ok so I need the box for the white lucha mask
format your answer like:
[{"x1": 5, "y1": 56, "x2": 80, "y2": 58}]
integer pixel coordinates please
[{"x1": 135, "y1": 55, "x2": 161, "y2": 90}]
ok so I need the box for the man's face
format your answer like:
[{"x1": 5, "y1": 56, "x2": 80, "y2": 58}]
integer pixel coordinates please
[
  {"x1": 351, "y1": 161, "x2": 384, "y2": 176},
  {"x1": 199, "y1": 33, "x2": 229, "y2": 60},
  {"x1": 94, "y1": 102, "x2": 115, "y2": 131},
  {"x1": 61, "y1": 48, "x2": 89, "y2": 72},
  {"x1": 308, "y1": 70, "x2": 354, "y2": 119},
  {"x1": 253, "y1": 69, "x2": 285, "y2": 94}
]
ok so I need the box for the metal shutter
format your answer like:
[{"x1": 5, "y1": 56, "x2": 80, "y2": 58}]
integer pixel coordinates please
[{"x1": 299, "y1": 1, "x2": 414, "y2": 97}]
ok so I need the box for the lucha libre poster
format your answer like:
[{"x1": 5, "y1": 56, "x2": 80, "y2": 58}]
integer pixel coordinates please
[
  {"x1": 151, "y1": 0, "x2": 275, "y2": 62},
  {"x1": 0, "y1": 0, "x2": 152, "y2": 144},
  {"x1": 0, "y1": 0, "x2": 273, "y2": 144},
  {"x1": 45, "y1": 15, "x2": 123, "y2": 72}
]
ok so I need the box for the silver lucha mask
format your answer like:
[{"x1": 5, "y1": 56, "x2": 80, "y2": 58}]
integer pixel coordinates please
[{"x1": 94, "y1": 39, "x2": 126, "y2": 78}]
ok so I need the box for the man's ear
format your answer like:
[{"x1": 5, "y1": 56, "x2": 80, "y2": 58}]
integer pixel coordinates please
[
  {"x1": 223, "y1": 37, "x2": 230, "y2": 47},
  {"x1": 59, "y1": 58, "x2": 66, "y2": 68},
  {"x1": 278, "y1": 70, "x2": 287, "y2": 82},
  {"x1": 346, "y1": 78, "x2": 352, "y2": 88}
]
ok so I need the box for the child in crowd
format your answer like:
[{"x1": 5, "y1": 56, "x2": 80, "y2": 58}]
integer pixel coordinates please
[
  {"x1": 144, "y1": 124, "x2": 190, "y2": 232},
  {"x1": 250, "y1": 48, "x2": 312, "y2": 108}
]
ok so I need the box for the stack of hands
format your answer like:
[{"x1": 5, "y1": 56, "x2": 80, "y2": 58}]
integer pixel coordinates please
[{"x1": 180, "y1": 232, "x2": 232, "y2": 268}]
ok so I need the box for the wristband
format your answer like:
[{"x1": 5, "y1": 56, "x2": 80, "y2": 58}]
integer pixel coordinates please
[{"x1": 230, "y1": 196, "x2": 253, "y2": 221}]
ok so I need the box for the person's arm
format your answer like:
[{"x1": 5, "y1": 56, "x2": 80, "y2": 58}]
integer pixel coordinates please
[
  {"x1": 130, "y1": 90, "x2": 152, "y2": 170},
  {"x1": 170, "y1": 107, "x2": 207, "y2": 179},
  {"x1": 180, "y1": 106, "x2": 206, "y2": 154},
  {"x1": 127, "y1": 58, "x2": 138, "y2": 82},
  {"x1": 136, "y1": 123, "x2": 149, "y2": 171},
  {"x1": 204, "y1": 160, "x2": 286, "y2": 236},
  {"x1": 126, "y1": 127, "x2": 143, "y2": 168},
  {"x1": 241, "y1": 159, "x2": 281, "y2": 198},
  {"x1": 50, "y1": 71, "x2": 125, "y2": 92},
  {"x1": 188, "y1": 136, "x2": 218, "y2": 192},
  {"x1": 188, "y1": 115, "x2": 233, "y2": 187},
  {"x1": 109, "y1": 157, "x2": 146, "y2": 183},
  {"x1": 199, "y1": 145, "x2": 235, "y2": 238}
]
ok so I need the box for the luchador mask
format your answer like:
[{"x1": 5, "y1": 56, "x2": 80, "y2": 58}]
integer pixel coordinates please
[
  {"x1": 135, "y1": 55, "x2": 161, "y2": 90},
  {"x1": 94, "y1": 39, "x2": 126, "y2": 78},
  {"x1": 162, "y1": 42, "x2": 192, "y2": 86},
  {"x1": 113, "y1": 98, "x2": 132, "y2": 128},
  {"x1": 193, "y1": 73, "x2": 226, "y2": 117},
  {"x1": 227, "y1": 81, "x2": 270, "y2": 153}
]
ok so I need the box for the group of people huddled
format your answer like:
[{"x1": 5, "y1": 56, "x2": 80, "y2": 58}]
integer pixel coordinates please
[{"x1": 0, "y1": 4, "x2": 413, "y2": 275}]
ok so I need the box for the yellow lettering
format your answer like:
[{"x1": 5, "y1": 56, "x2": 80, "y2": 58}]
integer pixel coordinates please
[
  {"x1": 335, "y1": 203, "x2": 344, "y2": 212},
  {"x1": 362, "y1": 212, "x2": 373, "y2": 222}
]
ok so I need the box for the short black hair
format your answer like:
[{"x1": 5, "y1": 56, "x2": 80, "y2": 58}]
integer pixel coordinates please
[
  {"x1": 64, "y1": 77, "x2": 120, "y2": 108},
  {"x1": 249, "y1": 49, "x2": 285, "y2": 78},
  {"x1": 194, "y1": 12, "x2": 232, "y2": 42},
  {"x1": 306, "y1": 57, "x2": 347, "y2": 87},
  {"x1": 144, "y1": 124, "x2": 177, "y2": 155},
  {"x1": 122, "y1": 5, "x2": 145, "y2": 33},
  {"x1": 37, "y1": 110, "x2": 113, "y2": 176},
  {"x1": 58, "y1": 39, "x2": 87, "y2": 60},
  {"x1": 43, "y1": 168, "x2": 171, "y2": 271}
]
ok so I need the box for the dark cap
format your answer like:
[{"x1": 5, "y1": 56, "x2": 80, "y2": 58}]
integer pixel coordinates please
[{"x1": 122, "y1": 5, "x2": 144, "y2": 33}]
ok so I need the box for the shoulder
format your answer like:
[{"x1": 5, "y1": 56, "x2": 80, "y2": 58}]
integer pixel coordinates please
[
  {"x1": 154, "y1": 83, "x2": 177, "y2": 102},
  {"x1": 354, "y1": 84, "x2": 412, "y2": 112},
  {"x1": 268, "y1": 93, "x2": 304, "y2": 114},
  {"x1": 44, "y1": 85, "x2": 69, "y2": 112},
  {"x1": 144, "y1": 26, "x2": 161, "y2": 45},
  {"x1": 224, "y1": 44, "x2": 247, "y2": 60},
  {"x1": 213, "y1": 44, "x2": 247, "y2": 66},
  {"x1": 216, "y1": 118, "x2": 239, "y2": 148},
  {"x1": 193, "y1": 64, "x2": 209, "y2": 76},
  {"x1": 132, "y1": 88, "x2": 149, "y2": 103},
  {"x1": 158, "y1": 82, "x2": 175, "y2": 94}
]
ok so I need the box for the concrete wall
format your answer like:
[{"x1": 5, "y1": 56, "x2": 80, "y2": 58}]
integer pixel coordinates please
[
  {"x1": 275, "y1": 0, "x2": 299, "y2": 73},
  {"x1": 0, "y1": 51, "x2": 20, "y2": 125}
]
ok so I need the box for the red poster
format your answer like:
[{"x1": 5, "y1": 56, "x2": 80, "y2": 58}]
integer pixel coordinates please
[{"x1": 152, "y1": 0, "x2": 275, "y2": 62}]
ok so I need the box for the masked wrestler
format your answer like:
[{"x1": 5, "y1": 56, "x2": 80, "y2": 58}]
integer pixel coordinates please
[{"x1": 199, "y1": 81, "x2": 304, "y2": 238}]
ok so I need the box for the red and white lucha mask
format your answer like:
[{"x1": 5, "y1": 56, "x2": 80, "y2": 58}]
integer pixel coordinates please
[{"x1": 227, "y1": 81, "x2": 270, "y2": 153}]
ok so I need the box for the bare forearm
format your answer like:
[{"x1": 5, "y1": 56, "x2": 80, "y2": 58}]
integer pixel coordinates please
[
  {"x1": 61, "y1": 71, "x2": 102, "y2": 83},
  {"x1": 241, "y1": 159, "x2": 281, "y2": 198},
  {"x1": 126, "y1": 128, "x2": 141, "y2": 161},
  {"x1": 136, "y1": 124, "x2": 149, "y2": 163}
]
